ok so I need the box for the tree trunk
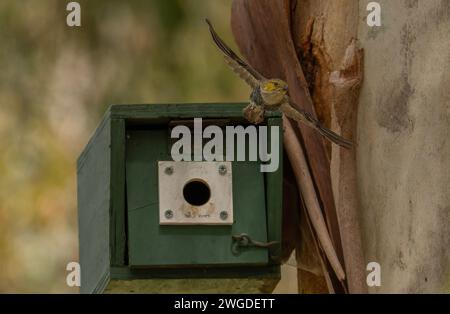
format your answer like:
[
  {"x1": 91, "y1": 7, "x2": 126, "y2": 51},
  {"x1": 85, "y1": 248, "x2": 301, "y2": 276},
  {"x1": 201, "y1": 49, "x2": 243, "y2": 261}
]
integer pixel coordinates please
[
  {"x1": 290, "y1": 0, "x2": 367, "y2": 294},
  {"x1": 231, "y1": 0, "x2": 366, "y2": 293}
]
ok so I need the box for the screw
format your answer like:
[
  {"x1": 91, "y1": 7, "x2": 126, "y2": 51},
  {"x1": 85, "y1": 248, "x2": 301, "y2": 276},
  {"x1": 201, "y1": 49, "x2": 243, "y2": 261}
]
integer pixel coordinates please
[
  {"x1": 164, "y1": 210, "x2": 173, "y2": 219},
  {"x1": 164, "y1": 166, "x2": 174, "y2": 175},
  {"x1": 220, "y1": 211, "x2": 228, "y2": 220},
  {"x1": 218, "y1": 165, "x2": 227, "y2": 175}
]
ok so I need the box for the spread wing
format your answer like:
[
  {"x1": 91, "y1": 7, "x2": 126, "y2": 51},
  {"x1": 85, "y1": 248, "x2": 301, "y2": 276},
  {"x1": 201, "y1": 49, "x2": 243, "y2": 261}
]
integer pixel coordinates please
[
  {"x1": 280, "y1": 97, "x2": 353, "y2": 149},
  {"x1": 205, "y1": 18, "x2": 265, "y2": 88}
]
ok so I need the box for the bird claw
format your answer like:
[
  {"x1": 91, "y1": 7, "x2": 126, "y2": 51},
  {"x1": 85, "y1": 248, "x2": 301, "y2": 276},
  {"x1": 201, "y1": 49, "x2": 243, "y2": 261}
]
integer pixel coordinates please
[{"x1": 243, "y1": 103, "x2": 265, "y2": 124}]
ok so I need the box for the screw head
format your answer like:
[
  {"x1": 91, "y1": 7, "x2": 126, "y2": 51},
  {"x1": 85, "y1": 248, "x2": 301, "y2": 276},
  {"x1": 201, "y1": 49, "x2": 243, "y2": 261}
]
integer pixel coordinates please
[
  {"x1": 164, "y1": 210, "x2": 173, "y2": 219},
  {"x1": 164, "y1": 166, "x2": 174, "y2": 175},
  {"x1": 218, "y1": 165, "x2": 227, "y2": 175},
  {"x1": 220, "y1": 211, "x2": 228, "y2": 220}
]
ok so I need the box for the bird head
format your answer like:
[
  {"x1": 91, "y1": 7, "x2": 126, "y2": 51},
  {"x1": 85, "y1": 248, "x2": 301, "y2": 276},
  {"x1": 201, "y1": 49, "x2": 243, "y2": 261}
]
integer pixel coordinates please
[{"x1": 260, "y1": 79, "x2": 289, "y2": 105}]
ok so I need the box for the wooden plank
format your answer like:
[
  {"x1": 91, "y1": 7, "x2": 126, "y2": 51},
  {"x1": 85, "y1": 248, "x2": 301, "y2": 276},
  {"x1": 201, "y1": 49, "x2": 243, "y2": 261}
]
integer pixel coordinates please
[
  {"x1": 107, "y1": 265, "x2": 280, "y2": 293},
  {"x1": 77, "y1": 110, "x2": 111, "y2": 171},
  {"x1": 77, "y1": 116, "x2": 111, "y2": 294},
  {"x1": 104, "y1": 278, "x2": 278, "y2": 294},
  {"x1": 110, "y1": 118, "x2": 126, "y2": 266},
  {"x1": 110, "y1": 265, "x2": 280, "y2": 279},
  {"x1": 110, "y1": 103, "x2": 281, "y2": 120},
  {"x1": 265, "y1": 117, "x2": 283, "y2": 263}
]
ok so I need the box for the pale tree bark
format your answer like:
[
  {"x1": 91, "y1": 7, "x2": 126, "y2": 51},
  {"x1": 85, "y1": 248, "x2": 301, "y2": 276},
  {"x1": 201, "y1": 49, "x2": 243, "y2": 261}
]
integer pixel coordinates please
[
  {"x1": 231, "y1": 0, "x2": 366, "y2": 293},
  {"x1": 290, "y1": 0, "x2": 366, "y2": 294}
]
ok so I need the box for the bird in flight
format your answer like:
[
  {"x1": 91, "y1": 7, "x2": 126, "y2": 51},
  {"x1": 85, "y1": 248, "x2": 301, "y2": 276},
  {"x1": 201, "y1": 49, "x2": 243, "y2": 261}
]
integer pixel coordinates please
[{"x1": 205, "y1": 19, "x2": 353, "y2": 149}]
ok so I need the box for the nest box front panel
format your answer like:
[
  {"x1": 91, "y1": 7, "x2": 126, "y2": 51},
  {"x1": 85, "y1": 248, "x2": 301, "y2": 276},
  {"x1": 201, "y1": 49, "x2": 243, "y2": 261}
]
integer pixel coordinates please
[{"x1": 125, "y1": 128, "x2": 268, "y2": 266}]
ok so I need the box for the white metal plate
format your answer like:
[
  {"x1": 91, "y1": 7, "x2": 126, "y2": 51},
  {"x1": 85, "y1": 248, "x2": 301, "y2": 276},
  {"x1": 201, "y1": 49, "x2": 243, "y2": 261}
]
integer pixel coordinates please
[{"x1": 158, "y1": 161, "x2": 233, "y2": 225}]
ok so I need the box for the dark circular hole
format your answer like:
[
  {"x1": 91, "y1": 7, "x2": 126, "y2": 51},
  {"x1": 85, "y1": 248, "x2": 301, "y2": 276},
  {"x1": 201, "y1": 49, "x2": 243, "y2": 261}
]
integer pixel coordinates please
[{"x1": 183, "y1": 180, "x2": 211, "y2": 206}]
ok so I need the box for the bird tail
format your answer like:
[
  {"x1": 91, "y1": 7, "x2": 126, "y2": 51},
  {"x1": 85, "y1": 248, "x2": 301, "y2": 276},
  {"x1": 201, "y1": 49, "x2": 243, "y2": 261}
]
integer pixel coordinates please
[
  {"x1": 316, "y1": 124, "x2": 353, "y2": 149},
  {"x1": 280, "y1": 102, "x2": 353, "y2": 149}
]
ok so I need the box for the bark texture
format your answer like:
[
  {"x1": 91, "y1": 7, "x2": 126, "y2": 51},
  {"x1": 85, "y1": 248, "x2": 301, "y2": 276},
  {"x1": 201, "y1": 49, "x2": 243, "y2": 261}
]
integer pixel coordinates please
[
  {"x1": 290, "y1": 0, "x2": 366, "y2": 293},
  {"x1": 356, "y1": 0, "x2": 450, "y2": 293},
  {"x1": 231, "y1": 0, "x2": 366, "y2": 293}
]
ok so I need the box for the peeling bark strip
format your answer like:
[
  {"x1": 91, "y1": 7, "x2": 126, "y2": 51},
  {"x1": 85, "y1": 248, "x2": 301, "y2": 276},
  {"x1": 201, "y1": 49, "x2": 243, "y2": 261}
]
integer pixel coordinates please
[
  {"x1": 231, "y1": 0, "x2": 365, "y2": 293},
  {"x1": 231, "y1": 0, "x2": 346, "y2": 292},
  {"x1": 290, "y1": 0, "x2": 366, "y2": 293},
  {"x1": 329, "y1": 39, "x2": 366, "y2": 294},
  {"x1": 284, "y1": 118, "x2": 346, "y2": 282}
]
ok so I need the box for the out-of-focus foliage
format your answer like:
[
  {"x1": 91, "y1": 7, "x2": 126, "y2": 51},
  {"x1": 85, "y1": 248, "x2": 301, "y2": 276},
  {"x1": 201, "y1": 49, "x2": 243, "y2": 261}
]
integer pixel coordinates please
[{"x1": 0, "y1": 0, "x2": 247, "y2": 292}]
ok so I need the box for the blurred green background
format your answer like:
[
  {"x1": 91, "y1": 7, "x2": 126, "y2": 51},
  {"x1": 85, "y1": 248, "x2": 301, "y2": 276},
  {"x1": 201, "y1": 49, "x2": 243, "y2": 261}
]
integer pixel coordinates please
[{"x1": 0, "y1": 0, "x2": 248, "y2": 292}]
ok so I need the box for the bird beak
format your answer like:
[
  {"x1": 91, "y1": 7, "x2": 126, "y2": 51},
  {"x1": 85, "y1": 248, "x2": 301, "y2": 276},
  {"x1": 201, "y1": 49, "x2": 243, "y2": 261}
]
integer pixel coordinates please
[{"x1": 284, "y1": 86, "x2": 288, "y2": 91}]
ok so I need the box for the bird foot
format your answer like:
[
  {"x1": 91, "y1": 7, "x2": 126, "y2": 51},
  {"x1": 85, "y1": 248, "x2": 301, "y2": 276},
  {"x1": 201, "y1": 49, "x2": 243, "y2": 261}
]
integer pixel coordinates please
[{"x1": 243, "y1": 103, "x2": 265, "y2": 124}]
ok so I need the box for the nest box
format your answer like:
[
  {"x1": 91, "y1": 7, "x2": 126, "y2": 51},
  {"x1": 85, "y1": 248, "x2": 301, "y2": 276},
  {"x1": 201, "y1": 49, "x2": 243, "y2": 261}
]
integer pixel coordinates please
[{"x1": 77, "y1": 103, "x2": 283, "y2": 293}]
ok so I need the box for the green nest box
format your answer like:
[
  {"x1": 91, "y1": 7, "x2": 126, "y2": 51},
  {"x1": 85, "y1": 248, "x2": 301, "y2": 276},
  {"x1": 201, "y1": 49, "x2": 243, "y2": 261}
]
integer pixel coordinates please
[{"x1": 77, "y1": 104, "x2": 283, "y2": 293}]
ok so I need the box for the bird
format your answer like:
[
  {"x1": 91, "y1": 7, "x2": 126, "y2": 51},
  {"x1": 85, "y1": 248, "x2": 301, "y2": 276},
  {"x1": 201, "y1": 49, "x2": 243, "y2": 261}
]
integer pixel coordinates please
[{"x1": 205, "y1": 18, "x2": 353, "y2": 149}]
